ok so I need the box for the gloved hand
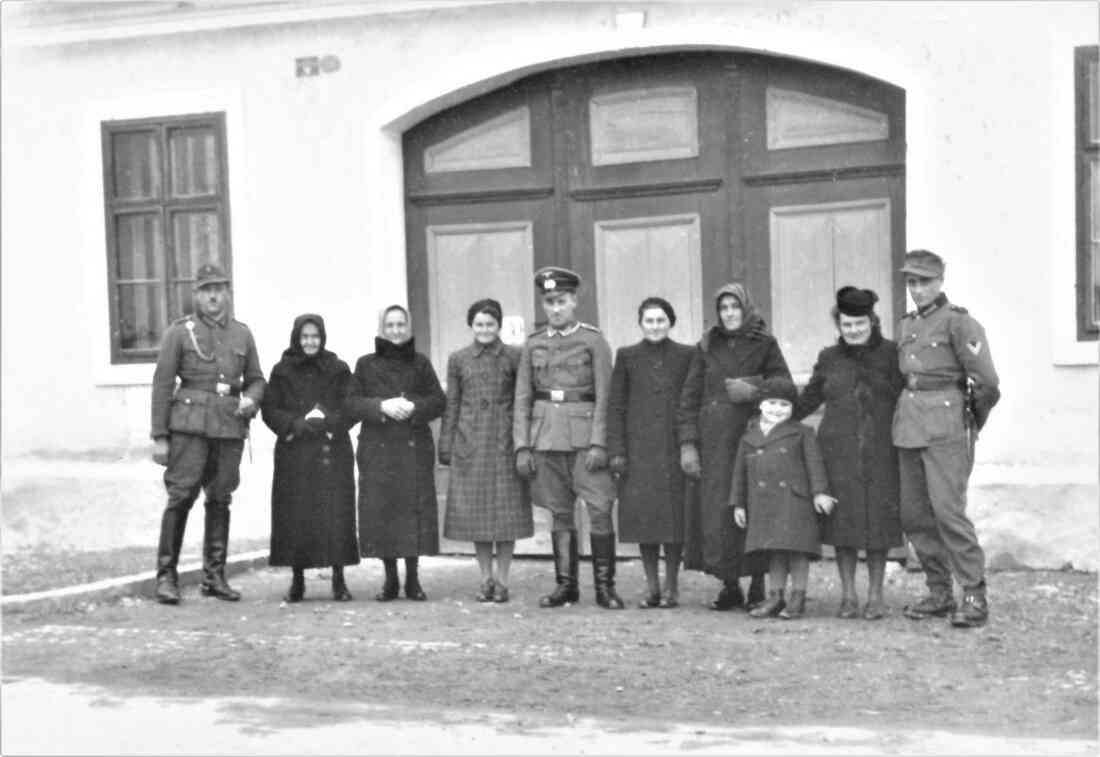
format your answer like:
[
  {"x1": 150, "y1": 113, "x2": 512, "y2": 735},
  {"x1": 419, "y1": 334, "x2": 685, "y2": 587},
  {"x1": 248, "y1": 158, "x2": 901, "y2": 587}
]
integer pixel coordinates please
[
  {"x1": 584, "y1": 446, "x2": 608, "y2": 472},
  {"x1": 305, "y1": 416, "x2": 326, "y2": 433},
  {"x1": 608, "y1": 455, "x2": 628, "y2": 477},
  {"x1": 438, "y1": 449, "x2": 452, "y2": 466},
  {"x1": 515, "y1": 449, "x2": 536, "y2": 478},
  {"x1": 680, "y1": 443, "x2": 701, "y2": 478},
  {"x1": 236, "y1": 395, "x2": 258, "y2": 418},
  {"x1": 724, "y1": 377, "x2": 761, "y2": 404}
]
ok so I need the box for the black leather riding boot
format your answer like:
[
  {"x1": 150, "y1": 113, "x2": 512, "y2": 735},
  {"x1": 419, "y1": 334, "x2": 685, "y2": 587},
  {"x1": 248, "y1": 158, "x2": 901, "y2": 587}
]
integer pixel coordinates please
[
  {"x1": 200, "y1": 504, "x2": 241, "y2": 601},
  {"x1": 154, "y1": 507, "x2": 189, "y2": 604},
  {"x1": 591, "y1": 533, "x2": 624, "y2": 610},
  {"x1": 540, "y1": 530, "x2": 579, "y2": 607}
]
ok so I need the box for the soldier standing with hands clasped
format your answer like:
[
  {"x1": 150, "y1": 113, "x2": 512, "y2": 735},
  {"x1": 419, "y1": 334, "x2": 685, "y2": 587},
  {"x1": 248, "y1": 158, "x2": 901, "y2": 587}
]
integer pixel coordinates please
[
  {"x1": 893, "y1": 249, "x2": 1000, "y2": 628},
  {"x1": 150, "y1": 264, "x2": 265, "y2": 605},
  {"x1": 514, "y1": 267, "x2": 623, "y2": 609}
]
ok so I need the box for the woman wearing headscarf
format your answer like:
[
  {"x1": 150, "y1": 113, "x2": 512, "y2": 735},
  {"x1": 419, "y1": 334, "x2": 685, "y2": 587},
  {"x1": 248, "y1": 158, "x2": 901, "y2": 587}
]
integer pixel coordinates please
[
  {"x1": 606, "y1": 296, "x2": 695, "y2": 608},
  {"x1": 346, "y1": 304, "x2": 446, "y2": 601},
  {"x1": 793, "y1": 286, "x2": 905, "y2": 619},
  {"x1": 261, "y1": 314, "x2": 359, "y2": 602},
  {"x1": 678, "y1": 282, "x2": 792, "y2": 610},
  {"x1": 439, "y1": 299, "x2": 532, "y2": 603}
]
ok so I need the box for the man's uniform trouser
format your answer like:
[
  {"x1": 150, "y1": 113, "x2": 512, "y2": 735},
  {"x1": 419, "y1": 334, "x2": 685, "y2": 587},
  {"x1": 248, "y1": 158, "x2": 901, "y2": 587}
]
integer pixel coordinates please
[
  {"x1": 531, "y1": 450, "x2": 615, "y2": 534},
  {"x1": 898, "y1": 438, "x2": 985, "y2": 591}
]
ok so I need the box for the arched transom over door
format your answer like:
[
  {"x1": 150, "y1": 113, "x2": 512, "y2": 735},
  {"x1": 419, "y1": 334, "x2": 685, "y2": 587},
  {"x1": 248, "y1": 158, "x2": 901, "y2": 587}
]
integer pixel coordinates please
[{"x1": 404, "y1": 52, "x2": 905, "y2": 382}]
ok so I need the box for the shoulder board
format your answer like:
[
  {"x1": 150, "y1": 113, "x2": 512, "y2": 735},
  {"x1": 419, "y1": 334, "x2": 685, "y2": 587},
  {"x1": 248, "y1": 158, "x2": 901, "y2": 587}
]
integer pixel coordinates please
[
  {"x1": 901, "y1": 311, "x2": 917, "y2": 320},
  {"x1": 170, "y1": 315, "x2": 195, "y2": 326},
  {"x1": 526, "y1": 328, "x2": 548, "y2": 340},
  {"x1": 231, "y1": 318, "x2": 252, "y2": 330},
  {"x1": 948, "y1": 304, "x2": 969, "y2": 314},
  {"x1": 579, "y1": 322, "x2": 601, "y2": 333}
]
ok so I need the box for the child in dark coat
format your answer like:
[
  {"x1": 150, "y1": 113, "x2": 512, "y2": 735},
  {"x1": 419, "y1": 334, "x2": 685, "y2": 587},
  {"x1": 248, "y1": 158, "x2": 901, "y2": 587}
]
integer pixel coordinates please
[{"x1": 730, "y1": 378, "x2": 835, "y2": 619}]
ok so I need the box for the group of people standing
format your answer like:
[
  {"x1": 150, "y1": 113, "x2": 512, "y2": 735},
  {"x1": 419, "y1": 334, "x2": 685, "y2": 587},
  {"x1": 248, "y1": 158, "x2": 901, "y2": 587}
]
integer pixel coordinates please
[{"x1": 149, "y1": 247, "x2": 999, "y2": 628}]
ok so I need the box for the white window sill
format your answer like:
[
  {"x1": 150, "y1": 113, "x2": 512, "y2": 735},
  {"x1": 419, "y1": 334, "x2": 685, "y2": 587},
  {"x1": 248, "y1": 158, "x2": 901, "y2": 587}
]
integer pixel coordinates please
[{"x1": 94, "y1": 362, "x2": 154, "y2": 387}]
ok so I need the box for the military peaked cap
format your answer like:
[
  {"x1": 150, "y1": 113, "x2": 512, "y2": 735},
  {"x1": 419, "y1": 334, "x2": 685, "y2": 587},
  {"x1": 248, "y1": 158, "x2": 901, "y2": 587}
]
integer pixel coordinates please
[
  {"x1": 534, "y1": 266, "x2": 581, "y2": 294},
  {"x1": 193, "y1": 263, "x2": 231, "y2": 289}
]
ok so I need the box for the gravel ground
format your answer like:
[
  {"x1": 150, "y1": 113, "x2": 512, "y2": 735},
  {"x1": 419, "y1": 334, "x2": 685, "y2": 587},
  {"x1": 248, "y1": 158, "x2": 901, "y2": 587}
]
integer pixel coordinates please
[{"x1": 3, "y1": 557, "x2": 1095, "y2": 742}]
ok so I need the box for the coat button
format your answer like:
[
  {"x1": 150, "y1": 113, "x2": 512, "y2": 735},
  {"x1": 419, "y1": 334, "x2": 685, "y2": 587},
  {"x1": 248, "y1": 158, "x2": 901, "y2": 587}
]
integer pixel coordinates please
[
  {"x1": 757, "y1": 481, "x2": 766, "y2": 487},
  {"x1": 322, "y1": 459, "x2": 330, "y2": 466},
  {"x1": 779, "y1": 447, "x2": 787, "y2": 453},
  {"x1": 408, "y1": 440, "x2": 416, "y2": 447},
  {"x1": 779, "y1": 481, "x2": 787, "y2": 488},
  {"x1": 322, "y1": 445, "x2": 331, "y2": 453}
]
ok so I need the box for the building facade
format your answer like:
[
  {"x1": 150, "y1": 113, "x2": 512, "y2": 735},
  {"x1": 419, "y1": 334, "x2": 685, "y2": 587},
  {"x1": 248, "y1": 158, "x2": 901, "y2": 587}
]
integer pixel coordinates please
[{"x1": 2, "y1": 1, "x2": 1097, "y2": 567}]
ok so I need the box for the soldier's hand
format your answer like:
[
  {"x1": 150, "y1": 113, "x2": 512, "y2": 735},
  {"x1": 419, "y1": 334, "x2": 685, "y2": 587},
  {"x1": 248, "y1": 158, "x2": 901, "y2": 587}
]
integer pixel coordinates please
[
  {"x1": 680, "y1": 444, "x2": 701, "y2": 478},
  {"x1": 609, "y1": 455, "x2": 628, "y2": 477},
  {"x1": 813, "y1": 494, "x2": 837, "y2": 515},
  {"x1": 381, "y1": 397, "x2": 412, "y2": 421},
  {"x1": 515, "y1": 449, "x2": 536, "y2": 478},
  {"x1": 152, "y1": 438, "x2": 170, "y2": 467},
  {"x1": 236, "y1": 396, "x2": 257, "y2": 418},
  {"x1": 733, "y1": 507, "x2": 747, "y2": 529},
  {"x1": 438, "y1": 449, "x2": 451, "y2": 466},
  {"x1": 585, "y1": 446, "x2": 608, "y2": 472}
]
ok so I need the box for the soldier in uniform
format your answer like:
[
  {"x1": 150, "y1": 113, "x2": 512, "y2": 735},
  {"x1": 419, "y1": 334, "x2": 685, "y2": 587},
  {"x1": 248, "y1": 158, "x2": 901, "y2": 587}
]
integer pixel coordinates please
[
  {"x1": 893, "y1": 249, "x2": 1000, "y2": 627},
  {"x1": 150, "y1": 263, "x2": 266, "y2": 605},
  {"x1": 514, "y1": 266, "x2": 623, "y2": 609}
]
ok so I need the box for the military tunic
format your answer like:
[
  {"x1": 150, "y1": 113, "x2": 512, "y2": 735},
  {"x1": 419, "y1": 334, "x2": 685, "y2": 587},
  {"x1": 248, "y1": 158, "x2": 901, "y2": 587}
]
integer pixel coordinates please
[
  {"x1": 892, "y1": 294, "x2": 1000, "y2": 591},
  {"x1": 513, "y1": 321, "x2": 616, "y2": 533},
  {"x1": 150, "y1": 313, "x2": 265, "y2": 509}
]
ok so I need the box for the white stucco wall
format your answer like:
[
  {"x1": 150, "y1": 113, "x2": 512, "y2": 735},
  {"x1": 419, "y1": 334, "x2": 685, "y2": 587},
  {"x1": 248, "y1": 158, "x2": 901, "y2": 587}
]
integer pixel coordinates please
[{"x1": 2, "y1": 1, "x2": 1096, "y2": 565}]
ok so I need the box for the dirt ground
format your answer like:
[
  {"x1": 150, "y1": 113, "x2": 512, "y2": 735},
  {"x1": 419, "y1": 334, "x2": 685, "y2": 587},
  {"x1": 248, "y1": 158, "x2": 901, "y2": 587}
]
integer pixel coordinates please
[{"x1": 3, "y1": 557, "x2": 1096, "y2": 742}]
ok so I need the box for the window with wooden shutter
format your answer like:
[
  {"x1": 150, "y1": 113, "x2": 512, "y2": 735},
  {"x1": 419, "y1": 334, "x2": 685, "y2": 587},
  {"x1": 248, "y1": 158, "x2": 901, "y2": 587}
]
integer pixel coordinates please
[
  {"x1": 1076, "y1": 46, "x2": 1099, "y2": 341},
  {"x1": 102, "y1": 112, "x2": 231, "y2": 363}
]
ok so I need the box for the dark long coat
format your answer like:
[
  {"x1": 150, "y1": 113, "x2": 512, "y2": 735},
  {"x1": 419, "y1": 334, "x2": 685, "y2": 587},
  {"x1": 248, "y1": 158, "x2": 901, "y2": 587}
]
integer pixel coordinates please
[
  {"x1": 346, "y1": 337, "x2": 446, "y2": 558},
  {"x1": 606, "y1": 338, "x2": 695, "y2": 544},
  {"x1": 439, "y1": 339, "x2": 532, "y2": 542},
  {"x1": 260, "y1": 315, "x2": 359, "y2": 568},
  {"x1": 678, "y1": 323, "x2": 791, "y2": 580},
  {"x1": 794, "y1": 330, "x2": 905, "y2": 550},
  {"x1": 730, "y1": 420, "x2": 830, "y2": 556}
]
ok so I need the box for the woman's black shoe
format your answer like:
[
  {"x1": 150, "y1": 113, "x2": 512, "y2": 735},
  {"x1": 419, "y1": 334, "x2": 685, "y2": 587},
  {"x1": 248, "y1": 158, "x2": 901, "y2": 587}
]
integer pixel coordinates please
[
  {"x1": 708, "y1": 582, "x2": 744, "y2": 611},
  {"x1": 375, "y1": 577, "x2": 399, "y2": 602},
  {"x1": 284, "y1": 570, "x2": 305, "y2": 603},
  {"x1": 404, "y1": 579, "x2": 427, "y2": 601}
]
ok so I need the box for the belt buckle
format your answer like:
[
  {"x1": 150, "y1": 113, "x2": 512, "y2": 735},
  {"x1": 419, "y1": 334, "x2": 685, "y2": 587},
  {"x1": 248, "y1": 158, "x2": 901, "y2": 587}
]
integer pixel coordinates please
[
  {"x1": 549, "y1": 389, "x2": 565, "y2": 402},
  {"x1": 906, "y1": 374, "x2": 918, "y2": 390},
  {"x1": 215, "y1": 382, "x2": 231, "y2": 397}
]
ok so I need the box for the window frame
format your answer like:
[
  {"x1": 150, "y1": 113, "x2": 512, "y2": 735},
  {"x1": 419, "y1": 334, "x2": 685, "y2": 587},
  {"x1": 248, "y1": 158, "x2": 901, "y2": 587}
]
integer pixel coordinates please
[
  {"x1": 1075, "y1": 46, "x2": 1098, "y2": 341},
  {"x1": 101, "y1": 111, "x2": 232, "y2": 364}
]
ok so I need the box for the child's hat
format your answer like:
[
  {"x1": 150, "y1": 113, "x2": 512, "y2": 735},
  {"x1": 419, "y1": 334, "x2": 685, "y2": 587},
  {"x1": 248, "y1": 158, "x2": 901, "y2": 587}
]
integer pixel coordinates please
[{"x1": 758, "y1": 377, "x2": 798, "y2": 405}]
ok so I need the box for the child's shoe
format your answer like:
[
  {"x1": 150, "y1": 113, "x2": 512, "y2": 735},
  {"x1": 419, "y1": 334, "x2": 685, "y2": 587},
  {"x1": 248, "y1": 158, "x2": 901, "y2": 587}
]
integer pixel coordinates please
[
  {"x1": 778, "y1": 589, "x2": 806, "y2": 619},
  {"x1": 748, "y1": 589, "x2": 785, "y2": 618}
]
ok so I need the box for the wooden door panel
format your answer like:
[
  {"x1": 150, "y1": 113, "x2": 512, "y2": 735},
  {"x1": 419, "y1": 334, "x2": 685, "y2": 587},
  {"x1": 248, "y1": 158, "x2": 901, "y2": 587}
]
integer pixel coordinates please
[
  {"x1": 593, "y1": 212, "x2": 704, "y2": 352},
  {"x1": 770, "y1": 197, "x2": 893, "y2": 377},
  {"x1": 425, "y1": 219, "x2": 535, "y2": 371}
]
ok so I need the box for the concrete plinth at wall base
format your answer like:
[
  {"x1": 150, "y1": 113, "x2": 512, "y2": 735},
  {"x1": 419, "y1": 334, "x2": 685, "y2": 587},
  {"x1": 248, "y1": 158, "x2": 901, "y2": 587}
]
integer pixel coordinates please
[
  {"x1": 970, "y1": 482, "x2": 1099, "y2": 572},
  {"x1": 1, "y1": 549, "x2": 270, "y2": 614}
]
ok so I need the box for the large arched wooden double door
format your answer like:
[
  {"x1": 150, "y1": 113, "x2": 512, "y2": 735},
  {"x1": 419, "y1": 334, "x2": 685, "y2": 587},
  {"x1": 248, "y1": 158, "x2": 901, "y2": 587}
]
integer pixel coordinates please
[
  {"x1": 405, "y1": 52, "x2": 904, "y2": 377},
  {"x1": 404, "y1": 52, "x2": 905, "y2": 552}
]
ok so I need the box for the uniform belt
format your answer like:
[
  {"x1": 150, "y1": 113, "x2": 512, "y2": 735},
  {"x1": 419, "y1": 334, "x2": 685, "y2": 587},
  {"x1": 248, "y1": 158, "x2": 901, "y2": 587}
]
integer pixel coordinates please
[
  {"x1": 534, "y1": 390, "x2": 596, "y2": 403},
  {"x1": 180, "y1": 383, "x2": 241, "y2": 397},
  {"x1": 905, "y1": 374, "x2": 964, "y2": 391}
]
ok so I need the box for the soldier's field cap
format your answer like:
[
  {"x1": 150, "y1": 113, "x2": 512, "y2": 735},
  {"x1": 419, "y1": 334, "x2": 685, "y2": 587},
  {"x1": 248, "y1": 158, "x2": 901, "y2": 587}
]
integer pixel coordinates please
[
  {"x1": 193, "y1": 263, "x2": 231, "y2": 289},
  {"x1": 534, "y1": 266, "x2": 581, "y2": 295},
  {"x1": 900, "y1": 249, "x2": 945, "y2": 278}
]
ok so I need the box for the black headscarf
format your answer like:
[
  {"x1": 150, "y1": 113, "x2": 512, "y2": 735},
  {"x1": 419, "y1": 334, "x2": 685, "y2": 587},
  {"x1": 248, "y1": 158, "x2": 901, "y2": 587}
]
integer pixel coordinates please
[{"x1": 275, "y1": 313, "x2": 340, "y2": 374}]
